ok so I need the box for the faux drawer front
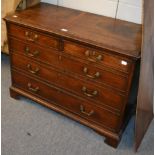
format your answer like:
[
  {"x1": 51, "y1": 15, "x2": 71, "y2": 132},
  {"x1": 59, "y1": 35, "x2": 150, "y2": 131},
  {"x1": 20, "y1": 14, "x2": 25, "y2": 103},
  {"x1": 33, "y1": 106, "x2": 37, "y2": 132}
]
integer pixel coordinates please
[
  {"x1": 8, "y1": 24, "x2": 59, "y2": 49},
  {"x1": 11, "y1": 53, "x2": 125, "y2": 112},
  {"x1": 12, "y1": 70, "x2": 120, "y2": 132},
  {"x1": 64, "y1": 41, "x2": 132, "y2": 73},
  {"x1": 9, "y1": 38, "x2": 128, "y2": 92}
]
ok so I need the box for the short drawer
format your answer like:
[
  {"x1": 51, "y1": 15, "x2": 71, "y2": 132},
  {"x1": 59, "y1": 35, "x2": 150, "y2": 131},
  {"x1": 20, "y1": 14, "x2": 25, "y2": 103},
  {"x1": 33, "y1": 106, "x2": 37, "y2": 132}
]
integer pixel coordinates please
[
  {"x1": 9, "y1": 38, "x2": 128, "y2": 92},
  {"x1": 8, "y1": 23, "x2": 59, "y2": 49},
  {"x1": 64, "y1": 40, "x2": 132, "y2": 73},
  {"x1": 12, "y1": 70, "x2": 121, "y2": 132},
  {"x1": 11, "y1": 53, "x2": 125, "y2": 112}
]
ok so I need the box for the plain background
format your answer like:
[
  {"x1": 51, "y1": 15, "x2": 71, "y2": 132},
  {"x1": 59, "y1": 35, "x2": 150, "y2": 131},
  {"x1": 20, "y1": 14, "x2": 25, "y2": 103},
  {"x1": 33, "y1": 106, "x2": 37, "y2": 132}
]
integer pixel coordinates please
[{"x1": 41, "y1": 0, "x2": 142, "y2": 24}]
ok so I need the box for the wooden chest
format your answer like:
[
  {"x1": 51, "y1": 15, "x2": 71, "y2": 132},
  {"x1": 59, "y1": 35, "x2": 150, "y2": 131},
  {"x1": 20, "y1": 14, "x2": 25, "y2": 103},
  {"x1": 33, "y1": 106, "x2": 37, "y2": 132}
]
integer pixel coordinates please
[{"x1": 5, "y1": 3, "x2": 142, "y2": 148}]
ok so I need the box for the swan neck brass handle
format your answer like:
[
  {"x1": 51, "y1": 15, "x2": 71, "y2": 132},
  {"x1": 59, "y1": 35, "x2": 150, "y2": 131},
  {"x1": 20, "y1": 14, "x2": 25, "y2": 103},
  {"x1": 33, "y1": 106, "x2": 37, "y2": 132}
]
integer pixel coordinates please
[
  {"x1": 85, "y1": 50, "x2": 103, "y2": 62},
  {"x1": 25, "y1": 31, "x2": 38, "y2": 42},
  {"x1": 80, "y1": 105, "x2": 94, "y2": 116},
  {"x1": 82, "y1": 86, "x2": 98, "y2": 97},
  {"x1": 96, "y1": 55, "x2": 102, "y2": 61},
  {"x1": 83, "y1": 67, "x2": 100, "y2": 79},
  {"x1": 25, "y1": 47, "x2": 39, "y2": 57},
  {"x1": 27, "y1": 64, "x2": 40, "y2": 74},
  {"x1": 28, "y1": 83, "x2": 39, "y2": 93}
]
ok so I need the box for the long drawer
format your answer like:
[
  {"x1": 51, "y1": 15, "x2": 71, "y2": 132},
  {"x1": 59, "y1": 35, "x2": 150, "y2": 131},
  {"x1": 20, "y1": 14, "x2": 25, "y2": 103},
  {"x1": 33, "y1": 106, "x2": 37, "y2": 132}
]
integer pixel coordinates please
[
  {"x1": 7, "y1": 23, "x2": 60, "y2": 50},
  {"x1": 11, "y1": 53, "x2": 125, "y2": 112},
  {"x1": 11, "y1": 70, "x2": 121, "y2": 132},
  {"x1": 9, "y1": 38, "x2": 128, "y2": 92}
]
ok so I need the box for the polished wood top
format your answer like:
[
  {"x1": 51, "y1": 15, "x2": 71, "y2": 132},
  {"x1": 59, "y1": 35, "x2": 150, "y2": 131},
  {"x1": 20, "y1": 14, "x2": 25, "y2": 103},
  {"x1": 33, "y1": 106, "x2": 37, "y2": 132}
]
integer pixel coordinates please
[{"x1": 5, "y1": 3, "x2": 142, "y2": 59}]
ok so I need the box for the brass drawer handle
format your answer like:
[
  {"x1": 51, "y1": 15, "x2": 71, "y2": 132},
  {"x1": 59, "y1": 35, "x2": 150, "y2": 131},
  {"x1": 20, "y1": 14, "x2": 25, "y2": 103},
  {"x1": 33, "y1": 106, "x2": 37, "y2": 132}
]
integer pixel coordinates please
[
  {"x1": 25, "y1": 31, "x2": 38, "y2": 42},
  {"x1": 80, "y1": 105, "x2": 94, "y2": 116},
  {"x1": 25, "y1": 47, "x2": 39, "y2": 57},
  {"x1": 27, "y1": 64, "x2": 40, "y2": 74},
  {"x1": 83, "y1": 67, "x2": 100, "y2": 79},
  {"x1": 96, "y1": 55, "x2": 103, "y2": 61},
  {"x1": 28, "y1": 83, "x2": 39, "y2": 93},
  {"x1": 82, "y1": 86, "x2": 98, "y2": 97},
  {"x1": 85, "y1": 50, "x2": 103, "y2": 62}
]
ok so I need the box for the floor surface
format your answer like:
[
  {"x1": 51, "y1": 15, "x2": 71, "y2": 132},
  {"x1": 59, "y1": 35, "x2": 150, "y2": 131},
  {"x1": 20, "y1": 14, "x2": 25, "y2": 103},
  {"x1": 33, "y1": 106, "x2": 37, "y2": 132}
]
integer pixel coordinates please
[{"x1": 1, "y1": 54, "x2": 154, "y2": 155}]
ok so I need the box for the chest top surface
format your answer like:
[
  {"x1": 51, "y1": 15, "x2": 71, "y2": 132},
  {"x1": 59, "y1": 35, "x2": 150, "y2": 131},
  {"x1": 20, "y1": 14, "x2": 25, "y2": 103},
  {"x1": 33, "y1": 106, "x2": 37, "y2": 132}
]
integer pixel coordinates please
[{"x1": 5, "y1": 2, "x2": 142, "y2": 59}]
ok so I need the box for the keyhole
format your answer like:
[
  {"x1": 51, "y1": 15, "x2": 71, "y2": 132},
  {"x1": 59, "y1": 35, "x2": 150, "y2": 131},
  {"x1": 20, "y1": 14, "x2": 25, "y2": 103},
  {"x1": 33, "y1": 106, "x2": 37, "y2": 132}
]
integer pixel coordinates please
[
  {"x1": 58, "y1": 55, "x2": 62, "y2": 60},
  {"x1": 92, "y1": 51, "x2": 96, "y2": 56}
]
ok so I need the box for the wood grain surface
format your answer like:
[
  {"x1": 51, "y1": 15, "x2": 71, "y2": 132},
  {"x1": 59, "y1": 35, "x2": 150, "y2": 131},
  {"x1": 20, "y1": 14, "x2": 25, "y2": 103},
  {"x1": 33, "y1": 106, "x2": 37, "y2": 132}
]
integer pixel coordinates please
[
  {"x1": 5, "y1": 2, "x2": 142, "y2": 148},
  {"x1": 5, "y1": 3, "x2": 142, "y2": 58}
]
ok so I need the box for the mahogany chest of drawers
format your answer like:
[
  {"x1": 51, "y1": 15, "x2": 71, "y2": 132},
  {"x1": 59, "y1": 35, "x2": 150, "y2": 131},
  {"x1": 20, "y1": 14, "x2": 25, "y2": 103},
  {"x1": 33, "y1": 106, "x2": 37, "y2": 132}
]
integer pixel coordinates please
[{"x1": 5, "y1": 3, "x2": 142, "y2": 148}]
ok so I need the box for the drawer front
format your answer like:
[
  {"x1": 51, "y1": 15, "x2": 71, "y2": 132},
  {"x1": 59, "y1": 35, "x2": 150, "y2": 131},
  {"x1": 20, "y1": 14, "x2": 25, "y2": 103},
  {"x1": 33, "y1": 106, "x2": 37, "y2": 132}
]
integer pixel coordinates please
[
  {"x1": 11, "y1": 53, "x2": 125, "y2": 112},
  {"x1": 9, "y1": 38, "x2": 128, "y2": 92},
  {"x1": 8, "y1": 24, "x2": 59, "y2": 49},
  {"x1": 64, "y1": 40, "x2": 132, "y2": 73},
  {"x1": 12, "y1": 70, "x2": 121, "y2": 132}
]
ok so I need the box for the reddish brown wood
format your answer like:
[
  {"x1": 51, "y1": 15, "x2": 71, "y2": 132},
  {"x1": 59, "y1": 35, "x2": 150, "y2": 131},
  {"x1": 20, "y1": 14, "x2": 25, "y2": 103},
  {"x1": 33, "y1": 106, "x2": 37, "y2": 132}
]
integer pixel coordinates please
[
  {"x1": 11, "y1": 53, "x2": 127, "y2": 113},
  {"x1": 8, "y1": 23, "x2": 60, "y2": 49},
  {"x1": 10, "y1": 87, "x2": 20, "y2": 99},
  {"x1": 10, "y1": 86, "x2": 121, "y2": 141},
  {"x1": 135, "y1": 0, "x2": 154, "y2": 151},
  {"x1": 64, "y1": 40, "x2": 133, "y2": 73},
  {"x1": 9, "y1": 38, "x2": 129, "y2": 92},
  {"x1": 5, "y1": 3, "x2": 142, "y2": 148},
  {"x1": 12, "y1": 70, "x2": 121, "y2": 131},
  {"x1": 4, "y1": 3, "x2": 141, "y2": 58},
  {"x1": 104, "y1": 137, "x2": 120, "y2": 148}
]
